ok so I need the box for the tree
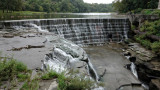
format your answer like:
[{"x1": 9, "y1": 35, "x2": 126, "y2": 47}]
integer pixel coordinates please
[
  {"x1": 158, "y1": 0, "x2": 160, "y2": 9},
  {"x1": 113, "y1": 0, "x2": 159, "y2": 13}
]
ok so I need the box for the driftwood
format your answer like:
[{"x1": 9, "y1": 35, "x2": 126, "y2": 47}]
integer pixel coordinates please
[
  {"x1": 8, "y1": 45, "x2": 45, "y2": 51},
  {"x1": 134, "y1": 30, "x2": 160, "y2": 41},
  {"x1": 3, "y1": 35, "x2": 14, "y2": 38}
]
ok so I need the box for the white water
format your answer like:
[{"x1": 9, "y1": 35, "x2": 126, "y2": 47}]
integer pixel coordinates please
[
  {"x1": 3, "y1": 18, "x2": 130, "y2": 46},
  {"x1": 29, "y1": 23, "x2": 49, "y2": 33},
  {"x1": 130, "y1": 62, "x2": 138, "y2": 78}
]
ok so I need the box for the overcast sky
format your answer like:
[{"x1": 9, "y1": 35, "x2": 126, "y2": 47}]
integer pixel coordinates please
[{"x1": 83, "y1": 0, "x2": 114, "y2": 4}]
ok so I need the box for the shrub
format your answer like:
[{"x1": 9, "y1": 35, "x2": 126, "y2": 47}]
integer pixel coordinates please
[
  {"x1": 140, "y1": 20, "x2": 160, "y2": 36},
  {"x1": 134, "y1": 35, "x2": 151, "y2": 49},
  {"x1": 151, "y1": 42, "x2": 160, "y2": 54},
  {"x1": 41, "y1": 70, "x2": 59, "y2": 80},
  {"x1": 0, "y1": 59, "x2": 27, "y2": 81},
  {"x1": 20, "y1": 78, "x2": 39, "y2": 90},
  {"x1": 131, "y1": 25, "x2": 136, "y2": 30},
  {"x1": 17, "y1": 73, "x2": 29, "y2": 82},
  {"x1": 57, "y1": 73, "x2": 95, "y2": 90},
  {"x1": 141, "y1": 39, "x2": 152, "y2": 49}
]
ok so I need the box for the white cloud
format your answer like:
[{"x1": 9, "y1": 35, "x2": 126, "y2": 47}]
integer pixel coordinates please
[{"x1": 83, "y1": 0, "x2": 114, "y2": 4}]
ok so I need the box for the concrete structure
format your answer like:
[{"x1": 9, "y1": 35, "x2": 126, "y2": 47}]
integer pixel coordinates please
[{"x1": 127, "y1": 14, "x2": 159, "y2": 27}]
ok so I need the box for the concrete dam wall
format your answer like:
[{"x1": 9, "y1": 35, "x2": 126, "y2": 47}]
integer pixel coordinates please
[{"x1": 0, "y1": 18, "x2": 131, "y2": 46}]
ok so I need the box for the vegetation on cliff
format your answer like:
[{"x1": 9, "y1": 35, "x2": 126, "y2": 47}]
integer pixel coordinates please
[{"x1": 134, "y1": 20, "x2": 160, "y2": 55}]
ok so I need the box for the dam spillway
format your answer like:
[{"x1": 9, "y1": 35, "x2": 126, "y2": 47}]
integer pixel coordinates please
[{"x1": 0, "y1": 18, "x2": 130, "y2": 46}]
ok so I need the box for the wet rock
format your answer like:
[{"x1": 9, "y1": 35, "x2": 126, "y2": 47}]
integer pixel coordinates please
[
  {"x1": 129, "y1": 57, "x2": 136, "y2": 62},
  {"x1": 138, "y1": 71, "x2": 151, "y2": 83},
  {"x1": 138, "y1": 62, "x2": 160, "y2": 77},
  {"x1": 149, "y1": 79, "x2": 160, "y2": 90},
  {"x1": 128, "y1": 43, "x2": 155, "y2": 62},
  {"x1": 43, "y1": 35, "x2": 100, "y2": 81},
  {"x1": 3, "y1": 34, "x2": 14, "y2": 38},
  {"x1": 20, "y1": 34, "x2": 36, "y2": 38}
]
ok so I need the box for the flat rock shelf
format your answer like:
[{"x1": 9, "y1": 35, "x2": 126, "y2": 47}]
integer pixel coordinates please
[{"x1": 84, "y1": 44, "x2": 144, "y2": 90}]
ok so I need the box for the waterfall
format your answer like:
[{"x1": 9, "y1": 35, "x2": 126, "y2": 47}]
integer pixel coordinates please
[
  {"x1": 1, "y1": 18, "x2": 130, "y2": 45},
  {"x1": 28, "y1": 23, "x2": 49, "y2": 33},
  {"x1": 130, "y1": 62, "x2": 138, "y2": 78}
]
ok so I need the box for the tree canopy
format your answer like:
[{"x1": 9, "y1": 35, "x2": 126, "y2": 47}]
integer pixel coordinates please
[
  {"x1": 0, "y1": 0, "x2": 114, "y2": 13},
  {"x1": 113, "y1": 0, "x2": 159, "y2": 13}
]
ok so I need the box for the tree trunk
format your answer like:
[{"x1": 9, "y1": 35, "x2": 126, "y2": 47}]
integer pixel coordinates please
[{"x1": 158, "y1": 0, "x2": 160, "y2": 9}]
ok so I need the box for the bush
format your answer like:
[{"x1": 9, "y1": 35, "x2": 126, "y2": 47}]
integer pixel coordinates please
[
  {"x1": 20, "y1": 78, "x2": 39, "y2": 90},
  {"x1": 140, "y1": 20, "x2": 160, "y2": 36},
  {"x1": 141, "y1": 9, "x2": 160, "y2": 16},
  {"x1": 131, "y1": 25, "x2": 136, "y2": 30},
  {"x1": 141, "y1": 39, "x2": 152, "y2": 49},
  {"x1": 151, "y1": 42, "x2": 160, "y2": 54},
  {"x1": 0, "y1": 58, "x2": 28, "y2": 81},
  {"x1": 57, "y1": 73, "x2": 95, "y2": 90},
  {"x1": 41, "y1": 70, "x2": 59, "y2": 80},
  {"x1": 134, "y1": 35, "x2": 151, "y2": 49},
  {"x1": 17, "y1": 73, "x2": 29, "y2": 82}
]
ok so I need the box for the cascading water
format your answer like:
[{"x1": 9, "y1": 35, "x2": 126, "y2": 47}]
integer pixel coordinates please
[
  {"x1": 1, "y1": 18, "x2": 130, "y2": 46},
  {"x1": 130, "y1": 62, "x2": 138, "y2": 78}
]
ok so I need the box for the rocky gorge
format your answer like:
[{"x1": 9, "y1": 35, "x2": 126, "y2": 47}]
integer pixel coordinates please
[{"x1": 0, "y1": 17, "x2": 160, "y2": 90}]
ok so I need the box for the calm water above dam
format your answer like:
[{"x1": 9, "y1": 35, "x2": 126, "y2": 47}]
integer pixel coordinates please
[{"x1": 0, "y1": 13, "x2": 126, "y2": 20}]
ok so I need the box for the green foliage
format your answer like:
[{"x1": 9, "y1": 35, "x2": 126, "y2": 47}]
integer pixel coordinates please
[
  {"x1": 0, "y1": 0, "x2": 23, "y2": 12},
  {"x1": 113, "y1": 0, "x2": 159, "y2": 13},
  {"x1": 17, "y1": 73, "x2": 29, "y2": 82},
  {"x1": 131, "y1": 25, "x2": 136, "y2": 30},
  {"x1": 141, "y1": 39, "x2": 152, "y2": 49},
  {"x1": 41, "y1": 70, "x2": 59, "y2": 80},
  {"x1": 57, "y1": 73, "x2": 95, "y2": 90},
  {"x1": 140, "y1": 20, "x2": 160, "y2": 36},
  {"x1": 0, "y1": 0, "x2": 114, "y2": 13},
  {"x1": 135, "y1": 35, "x2": 152, "y2": 49},
  {"x1": 141, "y1": 9, "x2": 160, "y2": 17},
  {"x1": 151, "y1": 42, "x2": 160, "y2": 54},
  {"x1": 41, "y1": 69, "x2": 99, "y2": 90},
  {"x1": 0, "y1": 57, "x2": 28, "y2": 82},
  {"x1": 20, "y1": 78, "x2": 39, "y2": 90}
]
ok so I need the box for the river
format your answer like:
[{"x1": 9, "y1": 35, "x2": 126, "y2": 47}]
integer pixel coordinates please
[{"x1": 0, "y1": 13, "x2": 126, "y2": 20}]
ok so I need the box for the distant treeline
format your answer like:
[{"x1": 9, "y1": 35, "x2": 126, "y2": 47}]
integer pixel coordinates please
[
  {"x1": 0, "y1": 0, "x2": 114, "y2": 13},
  {"x1": 113, "y1": 0, "x2": 159, "y2": 13}
]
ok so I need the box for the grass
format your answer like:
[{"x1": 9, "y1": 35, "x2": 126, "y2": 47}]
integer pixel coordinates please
[
  {"x1": 57, "y1": 74, "x2": 95, "y2": 90},
  {"x1": 0, "y1": 56, "x2": 28, "y2": 82},
  {"x1": 0, "y1": 10, "x2": 47, "y2": 20},
  {"x1": 0, "y1": 10, "x2": 46, "y2": 15},
  {"x1": 20, "y1": 78, "x2": 40, "y2": 90},
  {"x1": 17, "y1": 73, "x2": 29, "y2": 82},
  {"x1": 0, "y1": 53, "x2": 103, "y2": 89},
  {"x1": 41, "y1": 69, "x2": 102, "y2": 90},
  {"x1": 41, "y1": 70, "x2": 59, "y2": 80},
  {"x1": 0, "y1": 54, "x2": 33, "y2": 89}
]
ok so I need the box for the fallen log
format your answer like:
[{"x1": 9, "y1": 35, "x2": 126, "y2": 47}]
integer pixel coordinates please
[{"x1": 8, "y1": 45, "x2": 45, "y2": 51}]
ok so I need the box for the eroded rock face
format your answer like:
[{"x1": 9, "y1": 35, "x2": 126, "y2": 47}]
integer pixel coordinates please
[
  {"x1": 128, "y1": 43, "x2": 155, "y2": 62},
  {"x1": 124, "y1": 43, "x2": 160, "y2": 89},
  {"x1": 42, "y1": 35, "x2": 100, "y2": 82},
  {"x1": 149, "y1": 79, "x2": 160, "y2": 90}
]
